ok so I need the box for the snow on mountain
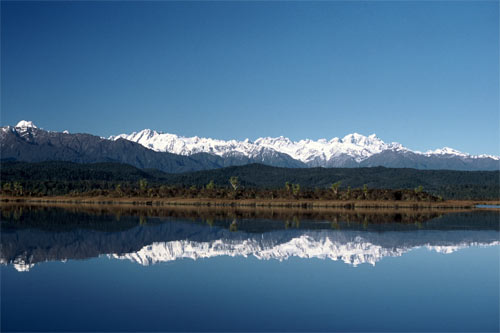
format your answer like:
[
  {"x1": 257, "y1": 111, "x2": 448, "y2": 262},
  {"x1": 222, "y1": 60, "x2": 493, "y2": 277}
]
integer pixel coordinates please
[
  {"x1": 5, "y1": 121, "x2": 499, "y2": 167},
  {"x1": 424, "y1": 147, "x2": 468, "y2": 158},
  {"x1": 254, "y1": 133, "x2": 408, "y2": 163},
  {"x1": 110, "y1": 130, "x2": 412, "y2": 164},
  {"x1": 15, "y1": 120, "x2": 37, "y2": 128},
  {"x1": 111, "y1": 129, "x2": 270, "y2": 159},
  {"x1": 424, "y1": 147, "x2": 499, "y2": 160},
  {"x1": 110, "y1": 128, "x2": 499, "y2": 164}
]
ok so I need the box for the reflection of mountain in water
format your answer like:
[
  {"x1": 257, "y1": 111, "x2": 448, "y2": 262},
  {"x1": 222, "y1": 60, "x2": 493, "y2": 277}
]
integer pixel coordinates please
[
  {"x1": 1, "y1": 208, "x2": 498, "y2": 271},
  {"x1": 111, "y1": 230, "x2": 499, "y2": 267}
]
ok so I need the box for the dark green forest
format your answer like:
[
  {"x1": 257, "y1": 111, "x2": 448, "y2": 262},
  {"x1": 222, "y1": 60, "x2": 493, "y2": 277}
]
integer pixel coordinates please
[{"x1": 1, "y1": 161, "x2": 499, "y2": 200}]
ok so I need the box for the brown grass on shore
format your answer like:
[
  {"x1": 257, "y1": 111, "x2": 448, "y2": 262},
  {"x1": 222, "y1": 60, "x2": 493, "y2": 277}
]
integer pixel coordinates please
[{"x1": 2, "y1": 195, "x2": 499, "y2": 209}]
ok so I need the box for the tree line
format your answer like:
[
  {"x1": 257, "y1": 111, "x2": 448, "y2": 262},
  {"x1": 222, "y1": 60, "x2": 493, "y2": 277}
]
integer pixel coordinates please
[
  {"x1": 1, "y1": 176, "x2": 443, "y2": 202},
  {"x1": 1, "y1": 161, "x2": 498, "y2": 200}
]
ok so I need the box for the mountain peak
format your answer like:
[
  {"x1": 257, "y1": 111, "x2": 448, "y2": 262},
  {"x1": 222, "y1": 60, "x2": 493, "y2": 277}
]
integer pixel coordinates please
[
  {"x1": 105, "y1": 127, "x2": 499, "y2": 168},
  {"x1": 15, "y1": 120, "x2": 37, "y2": 128},
  {"x1": 425, "y1": 147, "x2": 467, "y2": 157},
  {"x1": 2, "y1": 124, "x2": 499, "y2": 171}
]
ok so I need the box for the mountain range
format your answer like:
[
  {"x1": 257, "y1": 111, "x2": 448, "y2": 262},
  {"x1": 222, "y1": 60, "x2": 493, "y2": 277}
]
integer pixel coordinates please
[
  {"x1": 1, "y1": 120, "x2": 498, "y2": 172},
  {"x1": 110, "y1": 126, "x2": 499, "y2": 170}
]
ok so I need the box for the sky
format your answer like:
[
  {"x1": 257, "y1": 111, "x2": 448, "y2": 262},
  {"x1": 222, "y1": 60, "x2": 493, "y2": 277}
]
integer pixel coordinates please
[{"x1": 1, "y1": 1, "x2": 499, "y2": 155}]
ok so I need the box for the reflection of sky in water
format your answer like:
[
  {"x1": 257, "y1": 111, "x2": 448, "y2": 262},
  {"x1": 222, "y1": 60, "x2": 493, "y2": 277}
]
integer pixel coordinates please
[{"x1": 1, "y1": 246, "x2": 499, "y2": 332}]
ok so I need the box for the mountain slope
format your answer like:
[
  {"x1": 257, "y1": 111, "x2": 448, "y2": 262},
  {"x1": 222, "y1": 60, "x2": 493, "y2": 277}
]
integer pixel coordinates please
[
  {"x1": 359, "y1": 149, "x2": 500, "y2": 171},
  {"x1": 111, "y1": 128, "x2": 500, "y2": 170},
  {"x1": 2, "y1": 120, "x2": 498, "y2": 171},
  {"x1": 159, "y1": 163, "x2": 499, "y2": 192},
  {"x1": 0, "y1": 122, "x2": 224, "y2": 173},
  {"x1": 1, "y1": 121, "x2": 304, "y2": 170},
  {"x1": 110, "y1": 129, "x2": 304, "y2": 168}
]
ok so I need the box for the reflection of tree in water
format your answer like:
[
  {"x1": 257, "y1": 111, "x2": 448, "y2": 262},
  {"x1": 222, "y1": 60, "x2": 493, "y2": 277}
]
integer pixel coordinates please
[
  {"x1": 330, "y1": 221, "x2": 340, "y2": 230},
  {"x1": 229, "y1": 219, "x2": 238, "y2": 232},
  {"x1": 0, "y1": 204, "x2": 498, "y2": 272},
  {"x1": 1, "y1": 204, "x2": 498, "y2": 234},
  {"x1": 284, "y1": 217, "x2": 301, "y2": 229},
  {"x1": 284, "y1": 220, "x2": 291, "y2": 229},
  {"x1": 1, "y1": 210, "x2": 498, "y2": 272}
]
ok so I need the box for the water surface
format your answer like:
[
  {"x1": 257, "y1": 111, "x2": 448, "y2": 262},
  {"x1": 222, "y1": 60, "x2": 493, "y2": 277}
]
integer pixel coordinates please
[
  {"x1": 476, "y1": 204, "x2": 500, "y2": 209},
  {"x1": 1, "y1": 205, "x2": 499, "y2": 332}
]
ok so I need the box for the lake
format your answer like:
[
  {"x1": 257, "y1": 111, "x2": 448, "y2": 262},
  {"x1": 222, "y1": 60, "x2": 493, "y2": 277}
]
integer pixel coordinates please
[{"x1": 1, "y1": 205, "x2": 499, "y2": 332}]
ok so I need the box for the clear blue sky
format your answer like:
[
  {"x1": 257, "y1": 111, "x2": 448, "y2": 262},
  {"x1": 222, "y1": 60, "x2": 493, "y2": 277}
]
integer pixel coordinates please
[{"x1": 1, "y1": 1, "x2": 498, "y2": 155}]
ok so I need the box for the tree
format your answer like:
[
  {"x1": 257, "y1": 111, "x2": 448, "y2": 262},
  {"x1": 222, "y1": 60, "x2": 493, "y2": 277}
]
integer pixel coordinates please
[
  {"x1": 13, "y1": 182, "x2": 23, "y2": 196},
  {"x1": 115, "y1": 184, "x2": 124, "y2": 197},
  {"x1": 2, "y1": 182, "x2": 12, "y2": 194},
  {"x1": 292, "y1": 183, "x2": 300, "y2": 197},
  {"x1": 139, "y1": 179, "x2": 148, "y2": 192},
  {"x1": 206, "y1": 180, "x2": 215, "y2": 190},
  {"x1": 229, "y1": 176, "x2": 239, "y2": 190},
  {"x1": 331, "y1": 181, "x2": 341, "y2": 196}
]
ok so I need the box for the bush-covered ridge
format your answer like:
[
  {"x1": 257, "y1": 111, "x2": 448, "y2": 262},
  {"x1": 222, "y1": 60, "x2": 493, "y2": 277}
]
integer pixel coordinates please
[{"x1": 1, "y1": 161, "x2": 498, "y2": 200}]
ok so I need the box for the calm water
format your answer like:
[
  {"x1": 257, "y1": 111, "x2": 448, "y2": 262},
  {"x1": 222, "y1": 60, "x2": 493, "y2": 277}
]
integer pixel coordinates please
[
  {"x1": 1, "y1": 206, "x2": 499, "y2": 332},
  {"x1": 476, "y1": 204, "x2": 500, "y2": 209}
]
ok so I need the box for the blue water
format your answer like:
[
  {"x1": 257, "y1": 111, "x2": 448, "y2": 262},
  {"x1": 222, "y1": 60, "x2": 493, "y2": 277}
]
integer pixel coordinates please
[
  {"x1": 1, "y1": 207, "x2": 499, "y2": 332},
  {"x1": 476, "y1": 204, "x2": 500, "y2": 209}
]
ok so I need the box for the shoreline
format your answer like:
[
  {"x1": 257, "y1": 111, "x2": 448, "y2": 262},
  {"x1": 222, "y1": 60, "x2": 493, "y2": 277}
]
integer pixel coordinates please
[{"x1": 2, "y1": 196, "x2": 499, "y2": 210}]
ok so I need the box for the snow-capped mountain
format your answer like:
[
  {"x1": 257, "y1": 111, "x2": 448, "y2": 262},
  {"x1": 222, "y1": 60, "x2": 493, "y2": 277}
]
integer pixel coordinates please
[
  {"x1": 14, "y1": 120, "x2": 37, "y2": 129},
  {"x1": 0, "y1": 121, "x2": 227, "y2": 172},
  {"x1": 110, "y1": 130, "x2": 408, "y2": 164},
  {"x1": 110, "y1": 128, "x2": 499, "y2": 169},
  {"x1": 1, "y1": 121, "x2": 303, "y2": 169},
  {"x1": 2, "y1": 120, "x2": 499, "y2": 171}
]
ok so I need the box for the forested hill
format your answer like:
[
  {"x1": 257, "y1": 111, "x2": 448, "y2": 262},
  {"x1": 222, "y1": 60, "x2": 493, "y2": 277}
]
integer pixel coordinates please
[
  {"x1": 1, "y1": 161, "x2": 499, "y2": 199},
  {"x1": 160, "y1": 163, "x2": 498, "y2": 188}
]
